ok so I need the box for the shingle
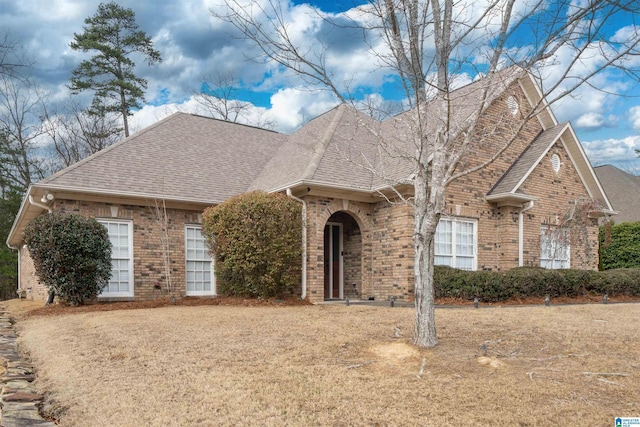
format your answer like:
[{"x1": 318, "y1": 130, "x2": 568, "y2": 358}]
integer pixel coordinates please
[
  {"x1": 594, "y1": 165, "x2": 640, "y2": 223},
  {"x1": 40, "y1": 113, "x2": 285, "y2": 203},
  {"x1": 488, "y1": 123, "x2": 568, "y2": 196}
]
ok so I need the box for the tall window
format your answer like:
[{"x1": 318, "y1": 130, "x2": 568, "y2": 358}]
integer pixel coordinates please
[
  {"x1": 185, "y1": 226, "x2": 214, "y2": 295},
  {"x1": 98, "y1": 220, "x2": 133, "y2": 297},
  {"x1": 434, "y1": 218, "x2": 477, "y2": 271},
  {"x1": 540, "y1": 226, "x2": 570, "y2": 269}
]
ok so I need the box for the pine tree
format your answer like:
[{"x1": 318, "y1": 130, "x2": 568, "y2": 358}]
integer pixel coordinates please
[{"x1": 69, "y1": 2, "x2": 161, "y2": 137}]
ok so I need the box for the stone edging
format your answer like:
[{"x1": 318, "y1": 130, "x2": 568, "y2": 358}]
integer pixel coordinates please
[{"x1": 0, "y1": 307, "x2": 55, "y2": 427}]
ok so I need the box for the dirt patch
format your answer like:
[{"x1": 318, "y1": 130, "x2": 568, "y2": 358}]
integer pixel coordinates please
[{"x1": 370, "y1": 342, "x2": 420, "y2": 362}]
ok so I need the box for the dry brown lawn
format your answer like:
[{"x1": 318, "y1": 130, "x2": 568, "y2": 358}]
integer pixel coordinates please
[{"x1": 6, "y1": 300, "x2": 640, "y2": 426}]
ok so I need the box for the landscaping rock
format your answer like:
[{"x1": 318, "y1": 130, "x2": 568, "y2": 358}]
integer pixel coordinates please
[{"x1": 0, "y1": 305, "x2": 56, "y2": 426}]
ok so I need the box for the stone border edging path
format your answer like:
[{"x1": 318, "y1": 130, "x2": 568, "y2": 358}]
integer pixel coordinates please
[{"x1": 0, "y1": 306, "x2": 55, "y2": 427}]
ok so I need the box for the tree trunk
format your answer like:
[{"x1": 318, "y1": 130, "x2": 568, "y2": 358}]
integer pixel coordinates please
[
  {"x1": 413, "y1": 225, "x2": 438, "y2": 347},
  {"x1": 412, "y1": 127, "x2": 447, "y2": 348}
]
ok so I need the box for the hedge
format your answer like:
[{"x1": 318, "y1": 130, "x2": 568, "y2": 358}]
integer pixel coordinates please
[
  {"x1": 434, "y1": 266, "x2": 640, "y2": 302},
  {"x1": 599, "y1": 222, "x2": 640, "y2": 270}
]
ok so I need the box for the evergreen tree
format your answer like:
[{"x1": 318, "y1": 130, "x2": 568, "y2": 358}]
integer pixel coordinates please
[{"x1": 69, "y1": 2, "x2": 161, "y2": 137}]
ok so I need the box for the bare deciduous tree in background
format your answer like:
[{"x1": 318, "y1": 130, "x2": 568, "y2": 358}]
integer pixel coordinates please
[
  {"x1": 214, "y1": 0, "x2": 640, "y2": 347},
  {"x1": 193, "y1": 72, "x2": 276, "y2": 129},
  {"x1": 0, "y1": 74, "x2": 52, "y2": 192},
  {"x1": 43, "y1": 100, "x2": 122, "y2": 168}
]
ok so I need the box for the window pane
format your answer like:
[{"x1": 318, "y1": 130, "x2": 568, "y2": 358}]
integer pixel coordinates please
[
  {"x1": 186, "y1": 227, "x2": 213, "y2": 294},
  {"x1": 435, "y1": 219, "x2": 476, "y2": 270},
  {"x1": 540, "y1": 226, "x2": 570, "y2": 269}
]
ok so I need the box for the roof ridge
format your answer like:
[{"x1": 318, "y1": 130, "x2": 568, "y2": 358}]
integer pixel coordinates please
[{"x1": 301, "y1": 104, "x2": 347, "y2": 181}]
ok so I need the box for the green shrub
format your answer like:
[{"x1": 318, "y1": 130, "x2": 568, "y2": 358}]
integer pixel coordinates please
[
  {"x1": 434, "y1": 265, "x2": 640, "y2": 301},
  {"x1": 24, "y1": 212, "x2": 112, "y2": 305},
  {"x1": 202, "y1": 191, "x2": 302, "y2": 298},
  {"x1": 599, "y1": 222, "x2": 640, "y2": 270}
]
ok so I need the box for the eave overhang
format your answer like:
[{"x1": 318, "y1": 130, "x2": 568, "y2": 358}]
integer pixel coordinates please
[{"x1": 485, "y1": 192, "x2": 538, "y2": 207}]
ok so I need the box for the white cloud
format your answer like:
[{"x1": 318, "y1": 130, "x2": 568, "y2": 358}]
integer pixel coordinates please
[
  {"x1": 629, "y1": 106, "x2": 640, "y2": 130},
  {"x1": 575, "y1": 112, "x2": 605, "y2": 129},
  {"x1": 582, "y1": 135, "x2": 640, "y2": 167},
  {"x1": 268, "y1": 87, "x2": 340, "y2": 132}
]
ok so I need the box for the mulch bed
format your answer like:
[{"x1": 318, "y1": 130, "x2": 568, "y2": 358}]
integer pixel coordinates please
[
  {"x1": 25, "y1": 294, "x2": 640, "y2": 317},
  {"x1": 27, "y1": 296, "x2": 311, "y2": 317}
]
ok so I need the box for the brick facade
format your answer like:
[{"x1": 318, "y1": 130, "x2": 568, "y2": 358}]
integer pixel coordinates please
[
  {"x1": 17, "y1": 82, "x2": 600, "y2": 304},
  {"x1": 19, "y1": 199, "x2": 206, "y2": 302}
]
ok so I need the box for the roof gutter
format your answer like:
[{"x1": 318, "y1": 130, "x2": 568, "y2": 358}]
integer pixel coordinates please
[
  {"x1": 286, "y1": 188, "x2": 307, "y2": 300},
  {"x1": 28, "y1": 194, "x2": 53, "y2": 214}
]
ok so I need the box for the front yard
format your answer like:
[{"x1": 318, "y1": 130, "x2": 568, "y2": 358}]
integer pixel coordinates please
[{"x1": 7, "y1": 301, "x2": 640, "y2": 426}]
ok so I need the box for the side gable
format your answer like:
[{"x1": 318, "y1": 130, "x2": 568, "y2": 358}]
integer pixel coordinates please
[{"x1": 487, "y1": 121, "x2": 614, "y2": 214}]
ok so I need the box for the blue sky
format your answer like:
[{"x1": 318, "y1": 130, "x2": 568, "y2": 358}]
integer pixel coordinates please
[{"x1": 1, "y1": 0, "x2": 639, "y2": 172}]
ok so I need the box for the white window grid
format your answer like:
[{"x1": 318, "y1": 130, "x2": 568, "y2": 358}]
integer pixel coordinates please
[
  {"x1": 540, "y1": 226, "x2": 570, "y2": 269},
  {"x1": 434, "y1": 218, "x2": 477, "y2": 271},
  {"x1": 185, "y1": 226, "x2": 214, "y2": 295},
  {"x1": 98, "y1": 220, "x2": 133, "y2": 297}
]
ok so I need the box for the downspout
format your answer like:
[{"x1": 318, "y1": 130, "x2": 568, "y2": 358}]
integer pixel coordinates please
[
  {"x1": 26, "y1": 194, "x2": 54, "y2": 299},
  {"x1": 6, "y1": 242, "x2": 20, "y2": 295},
  {"x1": 286, "y1": 188, "x2": 307, "y2": 300},
  {"x1": 28, "y1": 194, "x2": 53, "y2": 213},
  {"x1": 518, "y1": 201, "x2": 535, "y2": 267}
]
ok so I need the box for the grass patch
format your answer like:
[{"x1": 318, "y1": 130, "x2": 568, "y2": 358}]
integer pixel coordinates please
[{"x1": 9, "y1": 302, "x2": 640, "y2": 426}]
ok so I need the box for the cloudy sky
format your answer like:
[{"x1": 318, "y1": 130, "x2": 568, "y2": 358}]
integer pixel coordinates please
[{"x1": 2, "y1": 0, "x2": 640, "y2": 171}]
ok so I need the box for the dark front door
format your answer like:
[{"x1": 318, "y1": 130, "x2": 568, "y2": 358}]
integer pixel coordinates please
[{"x1": 324, "y1": 223, "x2": 342, "y2": 299}]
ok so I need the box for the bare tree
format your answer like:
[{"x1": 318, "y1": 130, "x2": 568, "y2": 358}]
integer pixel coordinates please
[
  {"x1": 0, "y1": 74, "x2": 52, "y2": 192},
  {"x1": 214, "y1": 0, "x2": 640, "y2": 347},
  {"x1": 193, "y1": 72, "x2": 276, "y2": 129},
  {"x1": 0, "y1": 32, "x2": 31, "y2": 80},
  {"x1": 43, "y1": 99, "x2": 122, "y2": 168}
]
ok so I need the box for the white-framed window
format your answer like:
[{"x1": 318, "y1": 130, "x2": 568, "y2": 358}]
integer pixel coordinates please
[
  {"x1": 98, "y1": 220, "x2": 134, "y2": 297},
  {"x1": 540, "y1": 226, "x2": 570, "y2": 269},
  {"x1": 185, "y1": 226, "x2": 214, "y2": 296},
  {"x1": 434, "y1": 218, "x2": 477, "y2": 271}
]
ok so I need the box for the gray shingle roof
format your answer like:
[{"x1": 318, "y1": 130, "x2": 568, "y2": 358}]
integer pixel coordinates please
[
  {"x1": 39, "y1": 113, "x2": 286, "y2": 204},
  {"x1": 249, "y1": 104, "x2": 383, "y2": 192},
  {"x1": 594, "y1": 165, "x2": 640, "y2": 223},
  {"x1": 489, "y1": 123, "x2": 569, "y2": 196}
]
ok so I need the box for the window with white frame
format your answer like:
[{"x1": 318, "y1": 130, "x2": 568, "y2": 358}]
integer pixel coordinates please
[
  {"x1": 98, "y1": 220, "x2": 134, "y2": 297},
  {"x1": 540, "y1": 226, "x2": 570, "y2": 269},
  {"x1": 434, "y1": 218, "x2": 477, "y2": 270},
  {"x1": 185, "y1": 226, "x2": 214, "y2": 295}
]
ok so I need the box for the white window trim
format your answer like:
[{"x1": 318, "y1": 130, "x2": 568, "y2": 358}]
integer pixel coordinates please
[
  {"x1": 540, "y1": 225, "x2": 570, "y2": 269},
  {"x1": 435, "y1": 217, "x2": 478, "y2": 271},
  {"x1": 185, "y1": 225, "x2": 215, "y2": 296},
  {"x1": 98, "y1": 219, "x2": 134, "y2": 298}
]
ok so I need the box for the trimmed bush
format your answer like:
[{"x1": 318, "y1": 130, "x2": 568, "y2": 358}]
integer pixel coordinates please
[
  {"x1": 24, "y1": 212, "x2": 112, "y2": 305},
  {"x1": 599, "y1": 222, "x2": 640, "y2": 270},
  {"x1": 434, "y1": 265, "x2": 640, "y2": 302},
  {"x1": 202, "y1": 191, "x2": 302, "y2": 298}
]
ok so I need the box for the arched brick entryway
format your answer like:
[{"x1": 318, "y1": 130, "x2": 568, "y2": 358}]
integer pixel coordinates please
[{"x1": 305, "y1": 198, "x2": 372, "y2": 303}]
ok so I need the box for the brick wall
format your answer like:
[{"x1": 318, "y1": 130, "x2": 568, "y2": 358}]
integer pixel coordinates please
[
  {"x1": 18, "y1": 246, "x2": 45, "y2": 301},
  {"x1": 21, "y1": 199, "x2": 207, "y2": 302}
]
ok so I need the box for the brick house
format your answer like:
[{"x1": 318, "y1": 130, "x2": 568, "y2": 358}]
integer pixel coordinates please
[{"x1": 6, "y1": 68, "x2": 614, "y2": 303}]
